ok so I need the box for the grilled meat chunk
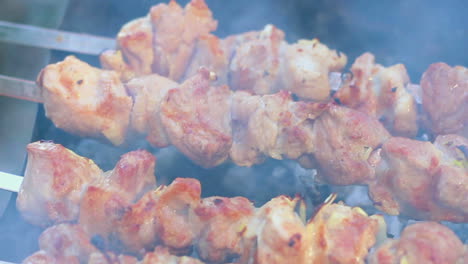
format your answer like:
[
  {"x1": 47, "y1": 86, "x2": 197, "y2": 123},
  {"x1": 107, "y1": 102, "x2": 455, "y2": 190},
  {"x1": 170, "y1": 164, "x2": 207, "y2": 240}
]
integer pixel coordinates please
[
  {"x1": 100, "y1": 49, "x2": 136, "y2": 82},
  {"x1": 421, "y1": 62, "x2": 468, "y2": 137},
  {"x1": 16, "y1": 141, "x2": 102, "y2": 227},
  {"x1": 303, "y1": 202, "x2": 382, "y2": 264},
  {"x1": 334, "y1": 53, "x2": 418, "y2": 137},
  {"x1": 38, "y1": 223, "x2": 97, "y2": 263},
  {"x1": 117, "y1": 178, "x2": 201, "y2": 254},
  {"x1": 103, "y1": 0, "x2": 346, "y2": 101},
  {"x1": 230, "y1": 91, "x2": 325, "y2": 167},
  {"x1": 433, "y1": 134, "x2": 468, "y2": 214},
  {"x1": 125, "y1": 74, "x2": 178, "y2": 147},
  {"x1": 116, "y1": 16, "x2": 154, "y2": 77},
  {"x1": 194, "y1": 196, "x2": 255, "y2": 263},
  {"x1": 161, "y1": 68, "x2": 232, "y2": 167},
  {"x1": 368, "y1": 135, "x2": 468, "y2": 222},
  {"x1": 229, "y1": 25, "x2": 285, "y2": 95},
  {"x1": 368, "y1": 222, "x2": 467, "y2": 264},
  {"x1": 183, "y1": 34, "x2": 230, "y2": 85},
  {"x1": 37, "y1": 56, "x2": 132, "y2": 145},
  {"x1": 310, "y1": 104, "x2": 391, "y2": 185},
  {"x1": 283, "y1": 39, "x2": 347, "y2": 101},
  {"x1": 149, "y1": 0, "x2": 217, "y2": 81},
  {"x1": 22, "y1": 251, "x2": 79, "y2": 264},
  {"x1": 240, "y1": 196, "x2": 306, "y2": 264},
  {"x1": 79, "y1": 150, "x2": 156, "y2": 239},
  {"x1": 22, "y1": 223, "x2": 96, "y2": 264}
]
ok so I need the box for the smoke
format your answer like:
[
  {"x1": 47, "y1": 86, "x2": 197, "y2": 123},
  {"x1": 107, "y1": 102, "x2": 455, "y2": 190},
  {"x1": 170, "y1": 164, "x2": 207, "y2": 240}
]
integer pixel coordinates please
[{"x1": 2, "y1": 0, "x2": 465, "y2": 261}]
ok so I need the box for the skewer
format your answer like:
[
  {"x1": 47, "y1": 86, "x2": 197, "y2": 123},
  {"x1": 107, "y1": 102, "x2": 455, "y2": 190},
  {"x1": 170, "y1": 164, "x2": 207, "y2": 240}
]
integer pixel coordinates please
[
  {"x1": 0, "y1": 75, "x2": 41, "y2": 103},
  {"x1": 0, "y1": 71, "x2": 421, "y2": 105},
  {"x1": 0, "y1": 20, "x2": 115, "y2": 55},
  {"x1": 0, "y1": 171, "x2": 22, "y2": 193}
]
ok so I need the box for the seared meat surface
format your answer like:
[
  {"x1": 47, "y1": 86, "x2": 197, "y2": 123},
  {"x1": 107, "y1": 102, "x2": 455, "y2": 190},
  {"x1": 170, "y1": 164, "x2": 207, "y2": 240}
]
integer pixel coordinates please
[
  {"x1": 368, "y1": 222, "x2": 467, "y2": 264},
  {"x1": 368, "y1": 134, "x2": 468, "y2": 222},
  {"x1": 16, "y1": 141, "x2": 102, "y2": 227},
  {"x1": 334, "y1": 53, "x2": 418, "y2": 137},
  {"x1": 79, "y1": 150, "x2": 156, "y2": 238},
  {"x1": 303, "y1": 201, "x2": 383, "y2": 264},
  {"x1": 117, "y1": 178, "x2": 201, "y2": 254},
  {"x1": 194, "y1": 196, "x2": 254, "y2": 263},
  {"x1": 161, "y1": 69, "x2": 232, "y2": 168},
  {"x1": 36, "y1": 55, "x2": 468, "y2": 221},
  {"x1": 149, "y1": 0, "x2": 217, "y2": 81},
  {"x1": 241, "y1": 196, "x2": 306, "y2": 264},
  {"x1": 37, "y1": 56, "x2": 133, "y2": 145},
  {"x1": 309, "y1": 104, "x2": 391, "y2": 185},
  {"x1": 18, "y1": 143, "x2": 467, "y2": 263},
  {"x1": 282, "y1": 39, "x2": 346, "y2": 101},
  {"x1": 125, "y1": 74, "x2": 178, "y2": 147},
  {"x1": 102, "y1": 0, "x2": 346, "y2": 101},
  {"x1": 421, "y1": 62, "x2": 468, "y2": 137}
]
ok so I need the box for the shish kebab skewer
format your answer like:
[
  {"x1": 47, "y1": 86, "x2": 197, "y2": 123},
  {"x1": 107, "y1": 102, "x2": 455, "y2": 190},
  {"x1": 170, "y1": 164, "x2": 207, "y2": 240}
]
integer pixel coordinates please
[
  {"x1": 2, "y1": 0, "x2": 466, "y2": 139},
  {"x1": 11, "y1": 141, "x2": 382, "y2": 263},
  {"x1": 0, "y1": 0, "x2": 430, "y2": 138},
  {"x1": 1, "y1": 0, "x2": 464, "y2": 220},
  {"x1": 96, "y1": 0, "x2": 466, "y2": 138},
  {"x1": 6, "y1": 54, "x2": 464, "y2": 222},
  {"x1": 11, "y1": 141, "x2": 468, "y2": 264}
]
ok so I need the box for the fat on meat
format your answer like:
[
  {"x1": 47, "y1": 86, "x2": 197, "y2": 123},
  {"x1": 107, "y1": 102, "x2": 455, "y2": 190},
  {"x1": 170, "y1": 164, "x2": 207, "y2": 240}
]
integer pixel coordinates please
[
  {"x1": 421, "y1": 62, "x2": 468, "y2": 137},
  {"x1": 37, "y1": 56, "x2": 133, "y2": 145},
  {"x1": 16, "y1": 141, "x2": 102, "y2": 227},
  {"x1": 334, "y1": 53, "x2": 418, "y2": 137}
]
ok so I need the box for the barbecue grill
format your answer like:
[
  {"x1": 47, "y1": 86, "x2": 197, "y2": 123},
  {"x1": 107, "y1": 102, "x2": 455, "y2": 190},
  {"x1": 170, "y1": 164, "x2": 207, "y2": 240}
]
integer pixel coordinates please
[{"x1": 0, "y1": 0, "x2": 467, "y2": 263}]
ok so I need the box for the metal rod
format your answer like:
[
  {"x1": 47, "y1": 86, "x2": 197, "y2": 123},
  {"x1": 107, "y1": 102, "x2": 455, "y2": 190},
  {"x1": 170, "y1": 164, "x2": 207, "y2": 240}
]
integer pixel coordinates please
[
  {"x1": 0, "y1": 75, "x2": 42, "y2": 103},
  {"x1": 0, "y1": 171, "x2": 22, "y2": 193},
  {"x1": 0, "y1": 20, "x2": 115, "y2": 55}
]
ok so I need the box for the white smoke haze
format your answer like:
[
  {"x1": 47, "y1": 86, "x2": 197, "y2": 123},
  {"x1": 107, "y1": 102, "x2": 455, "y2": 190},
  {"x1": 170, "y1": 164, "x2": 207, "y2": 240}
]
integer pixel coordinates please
[{"x1": 0, "y1": 0, "x2": 466, "y2": 262}]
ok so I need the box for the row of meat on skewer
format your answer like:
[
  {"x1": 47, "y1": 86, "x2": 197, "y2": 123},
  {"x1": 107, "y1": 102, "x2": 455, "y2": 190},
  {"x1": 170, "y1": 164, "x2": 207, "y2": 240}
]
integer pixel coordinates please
[
  {"x1": 7, "y1": 0, "x2": 467, "y2": 262},
  {"x1": 38, "y1": 55, "x2": 468, "y2": 222},
  {"x1": 18, "y1": 141, "x2": 468, "y2": 263}
]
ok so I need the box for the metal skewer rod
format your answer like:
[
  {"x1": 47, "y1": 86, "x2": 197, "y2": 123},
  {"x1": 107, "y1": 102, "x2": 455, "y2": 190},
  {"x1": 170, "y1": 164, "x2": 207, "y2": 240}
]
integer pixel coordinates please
[
  {"x1": 0, "y1": 20, "x2": 115, "y2": 55},
  {"x1": 0, "y1": 72, "x2": 422, "y2": 105},
  {"x1": 0, "y1": 171, "x2": 22, "y2": 193}
]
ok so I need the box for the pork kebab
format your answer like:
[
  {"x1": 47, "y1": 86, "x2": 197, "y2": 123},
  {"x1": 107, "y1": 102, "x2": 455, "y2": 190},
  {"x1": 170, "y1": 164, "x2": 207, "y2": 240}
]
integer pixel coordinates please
[
  {"x1": 36, "y1": 55, "x2": 468, "y2": 222},
  {"x1": 17, "y1": 141, "x2": 468, "y2": 264},
  {"x1": 99, "y1": 0, "x2": 467, "y2": 138}
]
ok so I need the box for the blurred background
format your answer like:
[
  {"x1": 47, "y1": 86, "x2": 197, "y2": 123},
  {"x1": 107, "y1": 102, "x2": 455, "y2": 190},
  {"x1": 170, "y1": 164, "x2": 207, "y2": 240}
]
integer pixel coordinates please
[{"x1": 0, "y1": 0, "x2": 467, "y2": 262}]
